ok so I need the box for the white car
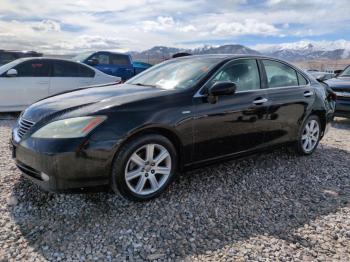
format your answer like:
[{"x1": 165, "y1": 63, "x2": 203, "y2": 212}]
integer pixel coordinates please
[{"x1": 0, "y1": 57, "x2": 121, "y2": 112}]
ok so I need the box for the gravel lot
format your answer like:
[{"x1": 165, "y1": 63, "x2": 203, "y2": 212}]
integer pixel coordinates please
[{"x1": 0, "y1": 115, "x2": 349, "y2": 261}]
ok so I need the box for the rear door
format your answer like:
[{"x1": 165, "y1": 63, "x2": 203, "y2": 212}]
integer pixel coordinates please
[
  {"x1": 76, "y1": 64, "x2": 95, "y2": 87},
  {"x1": 0, "y1": 59, "x2": 50, "y2": 109},
  {"x1": 50, "y1": 60, "x2": 80, "y2": 95},
  {"x1": 260, "y1": 59, "x2": 315, "y2": 145}
]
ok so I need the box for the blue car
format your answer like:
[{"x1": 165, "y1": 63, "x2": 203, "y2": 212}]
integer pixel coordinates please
[{"x1": 74, "y1": 51, "x2": 152, "y2": 81}]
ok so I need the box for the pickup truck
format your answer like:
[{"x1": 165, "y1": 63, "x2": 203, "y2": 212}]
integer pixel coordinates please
[
  {"x1": 0, "y1": 50, "x2": 42, "y2": 66},
  {"x1": 74, "y1": 51, "x2": 152, "y2": 81}
]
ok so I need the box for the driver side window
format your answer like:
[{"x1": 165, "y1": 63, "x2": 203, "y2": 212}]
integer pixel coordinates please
[
  {"x1": 90, "y1": 53, "x2": 110, "y2": 64},
  {"x1": 210, "y1": 59, "x2": 260, "y2": 92}
]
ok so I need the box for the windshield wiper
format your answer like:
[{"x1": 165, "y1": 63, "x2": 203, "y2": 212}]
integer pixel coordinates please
[{"x1": 133, "y1": 83, "x2": 157, "y2": 88}]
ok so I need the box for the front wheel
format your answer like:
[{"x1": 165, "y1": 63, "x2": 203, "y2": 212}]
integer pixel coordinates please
[
  {"x1": 295, "y1": 115, "x2": 321, "y2": 155},
  {"x1": 111, "y1": 134, "x2": 177, "y2": 201}
]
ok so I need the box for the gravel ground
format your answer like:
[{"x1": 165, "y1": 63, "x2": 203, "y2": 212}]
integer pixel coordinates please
[{"x1": 0, "y1": 115, "x2": 349, "y2": 261}]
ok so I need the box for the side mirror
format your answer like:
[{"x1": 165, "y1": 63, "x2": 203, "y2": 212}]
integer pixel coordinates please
[
  {"x1": 87, "y1": 58, "x2": 98, "y2": 66},
  {"x1": 6, "y1": 69, "x2": 18, "y2": 77},
  {"x1": 334, "y1": 69, "x2": 343, "y2": 77},
  {"x1": 209, "y1": 81, "x2": 236, "y2": 96}
]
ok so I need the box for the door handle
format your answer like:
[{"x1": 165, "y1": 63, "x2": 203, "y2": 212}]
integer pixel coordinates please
[
  {"x1": 253, "y1": 98, "x2": 268, "y2": 105},
  {"x1": 38, "y1": 81, "x2": 48, "y2": 84},
  {"x1": 304, "y1": 91, "x2": 313, "y2": 97}
]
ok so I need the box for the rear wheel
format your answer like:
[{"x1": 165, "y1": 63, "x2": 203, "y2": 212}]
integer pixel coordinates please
[
  {"x1": 111, "y1": 134, "x2": 177, "y2": 201},
  {"x1": 296, "y1": 115, "x2": 321, "y2": 155}
]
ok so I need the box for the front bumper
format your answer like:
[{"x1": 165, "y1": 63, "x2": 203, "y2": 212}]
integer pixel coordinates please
[{"x1": 11, "y1": 134, "x2": 115, "y2": 192}]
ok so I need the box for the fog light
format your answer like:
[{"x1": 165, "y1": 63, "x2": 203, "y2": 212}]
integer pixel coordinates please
[{"x1": 41, "y1": 172, "x2": 50, "y2": 181}]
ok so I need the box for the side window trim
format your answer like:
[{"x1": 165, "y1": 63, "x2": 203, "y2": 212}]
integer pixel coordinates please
[
  {"x1": 195, "y1": 58, "x2": 263, "y2": 97},
  {"x1": 260, "y1": 58, "x2": 309, "y2": 89}
]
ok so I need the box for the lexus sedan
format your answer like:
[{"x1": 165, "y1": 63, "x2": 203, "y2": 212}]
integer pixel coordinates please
[
  {"x1": 0, "y1": 58, "x2": 121, "y2": 112},
  {"x1": 325, "y1": 65, "x2": 350, "y2": 117},
  {"x1": 11, "y1": 55, "x2": 335, "y2": 201}
]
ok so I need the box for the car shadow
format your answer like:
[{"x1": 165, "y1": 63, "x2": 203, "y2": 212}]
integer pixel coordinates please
[{"x1": 8, "y1": 144, "x2": 350, "y2": 260}]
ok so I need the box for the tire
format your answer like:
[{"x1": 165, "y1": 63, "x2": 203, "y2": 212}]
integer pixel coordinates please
[
  {"x1": 295, "y1": 115, "x2": 321, "y2": 155},
  {"x1": 111, "y1": 134, "x2": 177, "y2": 201}
]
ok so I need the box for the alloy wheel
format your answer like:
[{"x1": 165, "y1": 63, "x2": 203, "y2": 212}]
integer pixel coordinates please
[
  {"x1": 124, "y1": 143, "x2": 172, "y2": 195},
  {"x1": 301, "y1": 119, "x2": 320, "y2": 153}
]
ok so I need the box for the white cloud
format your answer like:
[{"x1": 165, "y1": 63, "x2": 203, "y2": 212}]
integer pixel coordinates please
[
  {"x1": 32, "y1": 20, "x2": 61, "y2": 32},
  {"x1": 0, "y1": 0, "x2": 349, "y2": 53},
  {"x1": 179, "y1": 25, "x2": 197, "y2": 33},
  {"x1": 212, "y1": 19, "x2": 279, "y2": 36},
  {"x1": 141, "y1": 16, "x2": 175, "y2": 32}
]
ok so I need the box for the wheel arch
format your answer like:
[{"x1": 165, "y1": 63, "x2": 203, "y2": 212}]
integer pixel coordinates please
[
  {"x1": 111, "y1": 125, "x2": 185, "y2": 171},
  {"x1": 310, "y1": 109, "x2": 327, "y2": 137}
]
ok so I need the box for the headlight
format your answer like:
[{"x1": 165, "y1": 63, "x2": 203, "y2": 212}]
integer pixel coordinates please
[{"x1": 31, "y1": 116, "x2": 107, "y2": 139}]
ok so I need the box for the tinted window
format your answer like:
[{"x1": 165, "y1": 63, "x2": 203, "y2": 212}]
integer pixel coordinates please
[
  {"x1": 263, "y1": 60, "x2": 298, "y2": 88},
  {"x1": 0, "y1": 53, "x2": 17, "y2": 65},
  {"x1": 297, "y1": 72, "x2": 308, "y2": 85},
  {"x1": 15, "y1": 60, "x2": 50, "y2": 77},
  {"x1": 110, "y1": 54, "x2": 130, "y2": 65},
  {"x1": 53, "y1": 61, "x2": 79, "y2": 77},
  {"x1": 90, "y1": 53, "x2": 109, "y2": 64},
  {"x1": 211, "y1": 59, "x2": 260, "y2": 91},
  {"x1": 79, "y1": 64, "x2": 95, "y2": 77}
]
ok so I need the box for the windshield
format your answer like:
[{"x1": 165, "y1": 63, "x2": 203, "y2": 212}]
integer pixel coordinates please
[
  {"x1": 126, "y1": 57, "x2": 222, "y2": 90},
  {"x1": 339, "y1": 66, "x2": 350, "y2": 77},
  {"x1": 73, "y1": 52, "x2": 93, "y2": 62}
]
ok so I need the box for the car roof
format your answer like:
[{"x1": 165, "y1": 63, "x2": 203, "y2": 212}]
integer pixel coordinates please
[
  {"x1": 173, "y1": 54, "x2": 284, "y2": 61},
  {"x1": 3, "y1": 57, "x2": 98, "y2": 72}
]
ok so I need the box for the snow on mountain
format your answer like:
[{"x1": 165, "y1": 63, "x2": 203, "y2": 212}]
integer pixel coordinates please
[
  {"x1": 253, "y1": 40, "x2": 350, "y2": 61},
  {"x1": 130, "y1": 40, "x2": 350, "y2": 63}
]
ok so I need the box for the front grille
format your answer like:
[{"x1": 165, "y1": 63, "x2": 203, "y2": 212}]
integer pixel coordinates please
[{"x1": 17, "y1": 118, "x2": 35, "y2": 139}]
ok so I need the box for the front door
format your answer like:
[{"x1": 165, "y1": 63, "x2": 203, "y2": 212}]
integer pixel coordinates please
[{"x1": 192, "y1": 59, "x2": 270, "y2": 163}]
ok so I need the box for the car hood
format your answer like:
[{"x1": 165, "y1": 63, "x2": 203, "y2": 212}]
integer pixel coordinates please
[
  {"x1": 22, "y1": 84, "x2": 167, "y2": 122},
  {"x1": 325, "y1": 77, "x2": 350, "y2": 90}
]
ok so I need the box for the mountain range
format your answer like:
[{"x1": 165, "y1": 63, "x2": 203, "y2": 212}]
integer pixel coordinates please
[{"x1": 129, "y1": 41, "x2": 350, "y2": 63}]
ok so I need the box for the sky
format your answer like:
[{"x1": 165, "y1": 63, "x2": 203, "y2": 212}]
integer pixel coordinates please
[{"x1": 0, "y1": 0, "x2": 350, "y2": 54}]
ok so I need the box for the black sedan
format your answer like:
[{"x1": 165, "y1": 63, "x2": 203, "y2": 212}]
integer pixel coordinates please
[
  {"x1": 325, "y1": 66, "x2": 350, "y2": 117},
  {"x1": 11, "y1": 55, "x2": 335, "y2": 201}
]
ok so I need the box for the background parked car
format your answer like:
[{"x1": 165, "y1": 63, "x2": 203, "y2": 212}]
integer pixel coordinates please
[
  {"x1": 325, "y1": 65, "x2": 350, "y2": 118},
  {"x1": 0, "y1": 50, "x2": 42, "y2": 66},
  {"x1": 74, "y1": 51, "x2": 152, "y2": 81},
  {"x1": 306, "y1": 70, "x2": 335, "y2": 81},
  {"x1": 0, "y1": 57, "x2": 121, "y2": 112}
]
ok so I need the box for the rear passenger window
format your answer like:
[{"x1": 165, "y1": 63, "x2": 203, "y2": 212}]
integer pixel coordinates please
[
  {"x1": 263, "y1": 60, "x2": 298, "y2": 88},
  {"x1": 15, "y1": 60, "x2": 50, "y2": 77},
  {"x1": 79, "y1": 64, "x2": 95, "y2": 77},
  {"x1": 297, "y1": 72, "x2": 308, "y2": 86},
  {"x1": 53, "y1": 61, "x2": 79, "y2": 77},
  {"x1": 211, "y1": 59, "x2": 260, "y2": 92}
]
